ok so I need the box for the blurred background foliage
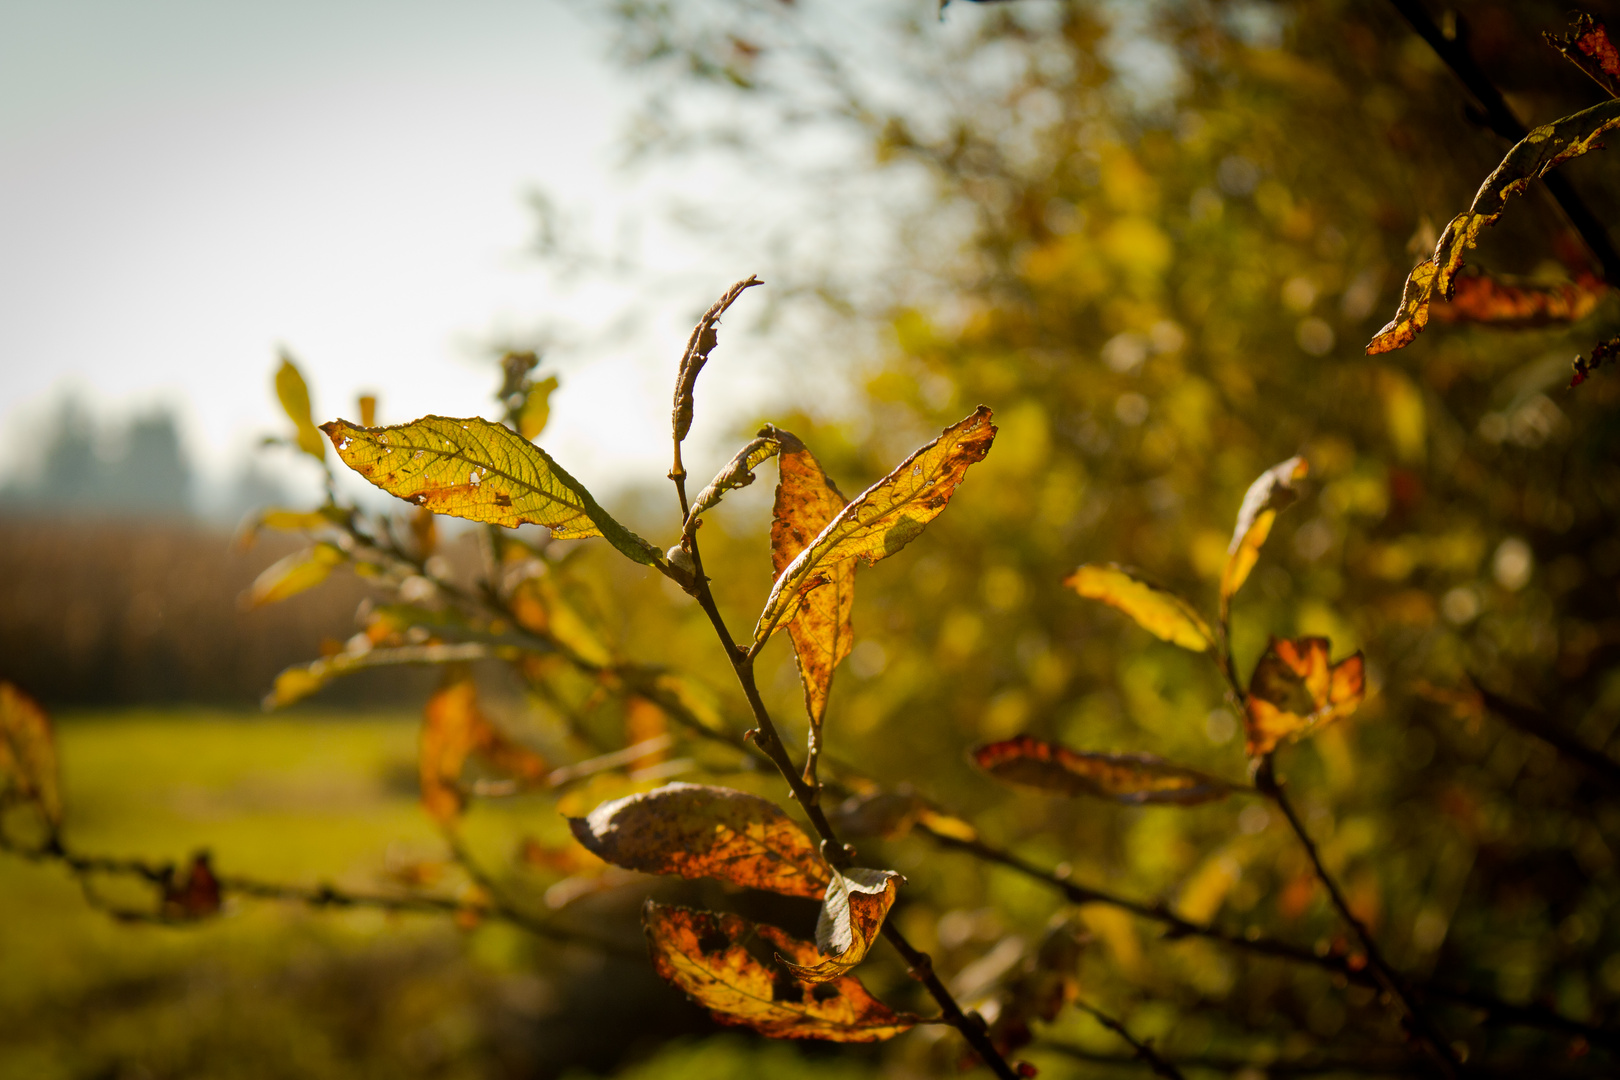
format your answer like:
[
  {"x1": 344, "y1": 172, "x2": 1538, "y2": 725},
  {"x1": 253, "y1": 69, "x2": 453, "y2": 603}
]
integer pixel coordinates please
[{"x1": 6, "y1": 0, "x2": 1620, "y2": 1077}]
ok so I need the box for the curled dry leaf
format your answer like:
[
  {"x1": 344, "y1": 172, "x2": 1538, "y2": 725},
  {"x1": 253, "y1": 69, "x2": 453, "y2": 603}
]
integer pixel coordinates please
[
  {"x1": 1223, "y1": 456, "x2": 1308, "y2": 609},
  {"x1": 683, "y1": 432, "x2": 783, "y2": 539},
  {"x1": 972, "y1": 734, "x2": 1233, "y2": 806},
  {"x1": 0, "y1": 681, "x2": 61, "y2": 827},
  {"x1": 322, "y1": 415, "x2": 662, "y2": 567},
  {"x1": 643, "y1": 901, "x2": 917, "y2": 1042},
  {"x1": 243, "y1": 542, "x2": 345, "y2": 608},
  {"x1": 1547, "y1": 14, "x2": 1620, "y2": 98},
  {"x1": 770, "y1": 428, "x2": 855, "y2": 759},
  {"x1": 672, "y1": 276, "x2": 762, "y2": 444},
  {"x1": 1245, "y1": 636, "x2": 1365, "y2": 757},
  {"x1": 755, "y1": 407, "x2": 996, "y2": 645},
  {"x1": 161, "y1": 852, "x2": 223, "y2": 921},
  {"x1": 275, "y1": 354, "x2": 327, "y2": 462},
  {"x1": 568, "y1": 781, "x2": 831, "y2": 899},
  {"x1": 779, "y1": 868, "x2": 903, "y2": 983},
  {"x1": 1367, "y1": 98, "x2": 1620, "y2": 354},
  {"x1": 1064, "y1": 564, "x2": 1212, "y2": 652},
  {"x1": 1433, "y1": 270, "x2": 1607, "y2": 328}
]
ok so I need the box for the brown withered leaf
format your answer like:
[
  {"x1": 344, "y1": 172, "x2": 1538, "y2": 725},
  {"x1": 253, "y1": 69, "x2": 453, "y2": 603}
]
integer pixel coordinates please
[
  {"x1": 672, "y1": 277, "x2": 762, "y2": 444},
  {"x1": 1433, "y1": 270, "x2": 1607, "y2": 327},
  {"x1": 644, "y1": 901, "x2": 917, "y2": 1041},
  {"x1": 972, "y1": 735, "x2": 1233, "y2": 806},
  {"x1": 322, "y1": 415, "x2": 662, "y2": 567},
  {"x1": 770, "y1": 428, "x2": 855, "y2": 756},
  {"x1": 1368, "y1": 98, "x2": 1620, "y2": 354},
  {"x1": 568, "y1": 782, "x2": 830, "y2": 899},
  {"x1": 684, "y1": 432, "x2": 782, "y2": 540},
  {"x1": 161, "y1": 852, "x2": 223, "y2": 920},
  {"x1": 779, "y1": 868, "x2": 902, "y2": 983},
  {"x1": 1223, "y1": 456, "x2": 1308, "y2": 610},
  {"x1": 1548, "y1": 14, "x2": 1620, "y2": 98},
  {"x1": 0, "y1": 682, "x2": 61, "y2": 827},
  {"x1": 755, "y1": 407, "x2": 995, "y2": 646},
  {"x1": 1245, "y1": 636, "x2": 1366, "y2": 757},
  {"x1": 1064, "y1": 564, "x2": 1212, "y2": 652}
]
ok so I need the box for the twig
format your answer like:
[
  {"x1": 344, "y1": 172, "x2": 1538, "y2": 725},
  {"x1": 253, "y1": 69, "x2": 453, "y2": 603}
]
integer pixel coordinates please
[
  {"x1": 1258, "y1": 758, "x2": 1460, "y2": 1076},
  {"x1": 1071, "y1": 998, "x2": 1187, "y2": 1080},
  {"x1": 1475, "y1": 684, "x2": 1620, "y2": 792}
]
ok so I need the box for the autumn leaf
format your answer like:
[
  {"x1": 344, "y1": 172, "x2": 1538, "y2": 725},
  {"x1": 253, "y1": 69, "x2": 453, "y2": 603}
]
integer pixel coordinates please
[
  {"x1": 161, "y1": 852, "x2": 223, "y2": 921},
  {"x1": 754, "y1": 407, "x2": 996, "y2": 646},
  {"x1": 0, "y1": 682, "x2": 61, "y2": 828},
  {"x1": 510, "y1": 573, "x2": 614, "y2": 667},
  {"x1": 1244, "y1": 636, "x2": 1366, "y2": 757},
  {"x1": 1547, "y1": 14, "x2": 1620, "y2": 99},
  {"x1": 972, "y1": 734, "x2": 1233, "y2": 806},
  {"x1": 568, "y1": 782, "x2": 830, "y2": 899},
  {"x1": 1432, "y1": 269, "x2": 1607, "y2": 327},
  {"x1": 275, "y1": 353, "x2": 328, "y2": 462},
  {"x1": 263, "y1": 642, "x2": 495, "y2": 709},
  {"x1": 519, "y1": 375, "x2": 559, "y2": 441},
  {"x1": 770, "y1": 428, "x2": 855, "y2": 766},
  {"x1": 672, "y1": 277, "x2": 762, "y2": 444},
  {"x1": 643, "y1": 901, "x2": 917, "y2": 1041},
  {"x1": 418, "y1": 666, "x2": 546, "y2": 823},
  {"x1": 1367, "y1": 98, "x2": 1620, "y2": 354},
  {"x1": 322, "y1": 415, "x2": 663, "y2": 567},
  {"x1": 624, "y1": 696, "x2": 670, "y2": 772},
  {"x1": 683, "y1": 431, "x2": 782, "y2": 539},
  {"x1": 779, "y1": 867, "x2": 902, "y2": 983},
  {"x1": 243, "y1": 542, "x2": 345, "y2": 608},
  {"x1": 1222, "y1": 456, "x2": 1308, "y2": 611},
  {"x1": 1063, "y1": 564, "x2": 1212, "y2": 652},
  {"x1": 358, "y1": 393, "x2": 377, "y2": 427}
]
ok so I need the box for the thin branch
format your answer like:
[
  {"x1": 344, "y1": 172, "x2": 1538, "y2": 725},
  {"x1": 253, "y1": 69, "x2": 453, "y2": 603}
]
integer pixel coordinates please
[
  {"x1": 1475, "y1": 684, "x2": 1620, "y2": 793},
  {"x1": 1071, "y1": 999, "x2": 1187, "y2": 1080}
]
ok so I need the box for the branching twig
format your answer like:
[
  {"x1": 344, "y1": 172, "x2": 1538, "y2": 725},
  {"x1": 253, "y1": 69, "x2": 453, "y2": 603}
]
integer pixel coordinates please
[{"x1": 1071, "y1": 998, "x2": 1187, "y2": 1080}]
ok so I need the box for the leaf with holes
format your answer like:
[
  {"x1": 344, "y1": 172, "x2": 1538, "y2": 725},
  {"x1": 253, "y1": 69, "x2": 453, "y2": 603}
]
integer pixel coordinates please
[
  {"x1": 0, "y1": 682, "x2": 61, "y2": 827},
  {"x1": 1223, "y1": 456, "x2": 1308, "y2": 610},
  {"x1": 643, "y1": 902, "x2": 917, "y2": 1041},
  {"x1": 1064, "y1": 564, "x2": 1212, "y2": 652},
  {"x1": 1368, "y1": 99, "x2": 1620, "y2": 354},
  {"x1": 778, "y1": 868, "x2": 902, "y2": 983},
  {"x1": 568, "y1": 782, "x2": 830, "y2": 899},
  {"x1": 770, "y1": 428, "x2": 855, "y2": 753},
  {"x1": 1244, "y1": 636, "x2": 1365, "y2": 757},
  {"x1": 755, "y1": 407, "x2": 995, "y2": 645},
  {"x1": 322, "y1": 415, "x2": 662, "y2": 567},
  {"x1": 973, "y1": 735, "x2": 1233, "y2": 805},
  {"x1": 275, "y1": 354, "x2": 328, "y2": 462}
]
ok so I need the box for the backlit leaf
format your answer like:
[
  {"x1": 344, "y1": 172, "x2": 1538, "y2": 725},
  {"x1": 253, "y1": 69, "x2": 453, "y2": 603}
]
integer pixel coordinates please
[
  {"x1": 510, "y1": 573, "x2": 614, "y2": 666},
  {"x1": 1367, "y1": 98, "x2": 1620, "y2": 354},
  {"x1": 322, "y1": 415, "x2": 662, "y2": 567},
  {"x1": 1432, "y1": 270, "x2": 1607, "y2": 328},
  {"x1": 972, "y1": 734, "x2": 1232, "y2": 805},
  {"x1": 779, "y1": 867, "x2": 902, "y2": 983},
  {"x1": 770, "y1": 429, "x2": 855, "y2": 753},
  {"x1": 262, "y1": 642, "x2": 495, "y2": 709},
  {"x1": 275, "y1": 354, "x2": 328, "y2": 462},
  {"x1": 754, "y1": 407, "x2": 996, "y2": 645},
  {"x1": 1222, "y1": 456, "x2": 1308, "y2": 609},
  {"x1": 1063, "y1": 564, "x2": 1212, "y2": 652},
  {"x1": 568, "y1": 781, "x2": 830, "y2": 899},
  {"x1": 0, "y1": 682, "x2": 61, "y2": 827},
  {"x1": 1244, "y1": 636, "x2": 1366, "y2": 757},
  {"x1": 644, "y1": 901, "x2": 917, "y2": 1041},
  {"x1": 518, "y1": 374, "x2": 558, "y2": 442},
  {"x1": 243, "y1": 542, "x2": 345, "y2": 608},
  {"x1": 683, "y1": 431, "x2": 782, "y2": 539},
  {"x1": 421, "y1": 669, "x2": 484, "y2": 823},
  {"x1": 1548, "y1": 14, "x2": 1620, "y2": 98}
]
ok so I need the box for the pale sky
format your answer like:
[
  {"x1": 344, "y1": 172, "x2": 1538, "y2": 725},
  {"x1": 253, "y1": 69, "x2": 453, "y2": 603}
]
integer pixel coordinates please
[{"x1": 0, "y1": 0, "x2": 807, "y2": 511}]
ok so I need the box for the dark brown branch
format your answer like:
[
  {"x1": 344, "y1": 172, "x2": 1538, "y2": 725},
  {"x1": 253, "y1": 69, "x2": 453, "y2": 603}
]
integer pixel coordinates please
[
  {"x1": 1071, "y1": 999, "x2": 1187, "y2": 1080},
  {"x1": 1475, "y1": 685, "x2": 1620, "y2": 792}
]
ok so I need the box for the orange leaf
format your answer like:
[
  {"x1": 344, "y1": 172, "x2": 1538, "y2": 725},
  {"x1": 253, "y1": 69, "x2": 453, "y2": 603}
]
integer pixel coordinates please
[
  {"x1": 1222, "y1": 456, "x2": 1308, "y2": 610},
  {"x1": 0, "y1": 682, "x2": 61, "y2": 828},
  {"x1": 972, "y1": 734, "x2": 1233, "y2": 805},
  {"x1": 568, "y1": 782, "x2": 830, "y2": 899},
  {"x1": 162, "y1": 852, "x2": 223, "y2": 921},
  {"x1": 420, "y1": 670, "x2": 483, "y2": 823},
  {"x1": 779, "y1": 868, "x2": 902, "y2": 983},
  {"x1": 770, "y1": 428, "x2": 856, "y2": 742},
  {"x1": 1432, "y1": 270, "x2": 1606, "y2": 328},
  {"x1": 1244, "y1": 636, "x2": 1365, "y2": 757},
  {"x1": 624, "y1": 696, "x2": 670, "y2": 772},
  {"x1": 1548, "y1": 14, "x2": 1620, "y2": 98},
  {"x1": 643, "y1": 901, "x2": 917, "y2": 1041}
]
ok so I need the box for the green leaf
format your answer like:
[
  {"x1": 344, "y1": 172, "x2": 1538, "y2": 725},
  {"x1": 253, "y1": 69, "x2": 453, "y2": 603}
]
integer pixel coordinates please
[
  {"x1": 754, "y1": 407, "x2": 995, "y2": 646},
  {"x1": 275, "y1": 354, "x2": 328, "y2": 462},
  {"x1": 1063, "y1": 564, "x2": 1212, "y2": 651},
  {"x1": 321, "y1": 415, "x2": 663, "y2": 567}
]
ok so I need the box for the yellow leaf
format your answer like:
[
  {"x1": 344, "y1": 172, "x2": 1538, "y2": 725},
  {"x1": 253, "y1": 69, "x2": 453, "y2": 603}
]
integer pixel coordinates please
[
  {"x1": 262, "y1": 642, "x2": 492, "y2": 709},
  {"x1": 0, "y1": 682, "x2": 61, "y2": 828},
  {"x1": 644, "y1": 902, "x2": 917, "y2": 1041},
  {"x1": 683, "y1": 432, "x2": 781, "y2": 539},
  {"x1": 1244, "y1": 636, "x2": 1365, "y2": 757},
  {"x1": 778, "y1": 867, "x2": 901, "y2": 983},
  {"x1": 1222, "y1": 456, "x2": 1308, "y2": 609},
  {"x1": 1367, "y1": 98, "x2": 1620, "y2": 354},
  {"x1": 1063, "y1": 563, "x2": 1211, "y2": 651},
  {"x1": 755, "y1": 407, "x2": 995, "y2": 645},
  {"x1": 510, "y1": 573, "x2": 614, "y2": 666},
  {"x1": 770, "y1": 429, "x2": 855, "y2": 752},
  {"x1": 244, "y1": 542, "x2": 345, "y2": 608},
  {"x1": 568, "y1": 782, "x2": 830, "y2": 899},
  {"x1": 358, "y1": 393, "x2": 377, "y2": 427},
  {"x1": 519, "y1": 375, "x2": 558, "y2": 441},
  {"x1": 275, "y1": 354, "x2": 328, "y2": 462},
  {"x1": 322, "y1": 415, "x2": 662, "y2": 567},
  {"x1": 972, "y1": 734, "x2": 1232, "y2": 805}
]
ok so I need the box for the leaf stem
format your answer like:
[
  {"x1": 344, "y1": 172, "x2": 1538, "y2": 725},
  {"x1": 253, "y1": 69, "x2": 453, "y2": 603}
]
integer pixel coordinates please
[
  {"x1": 1071, "y1": 998, "x2": 1187, "y2": 1080},
  {"x1": 1257, "y1": 757, "x2": 1460, "y2": 1076}
]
